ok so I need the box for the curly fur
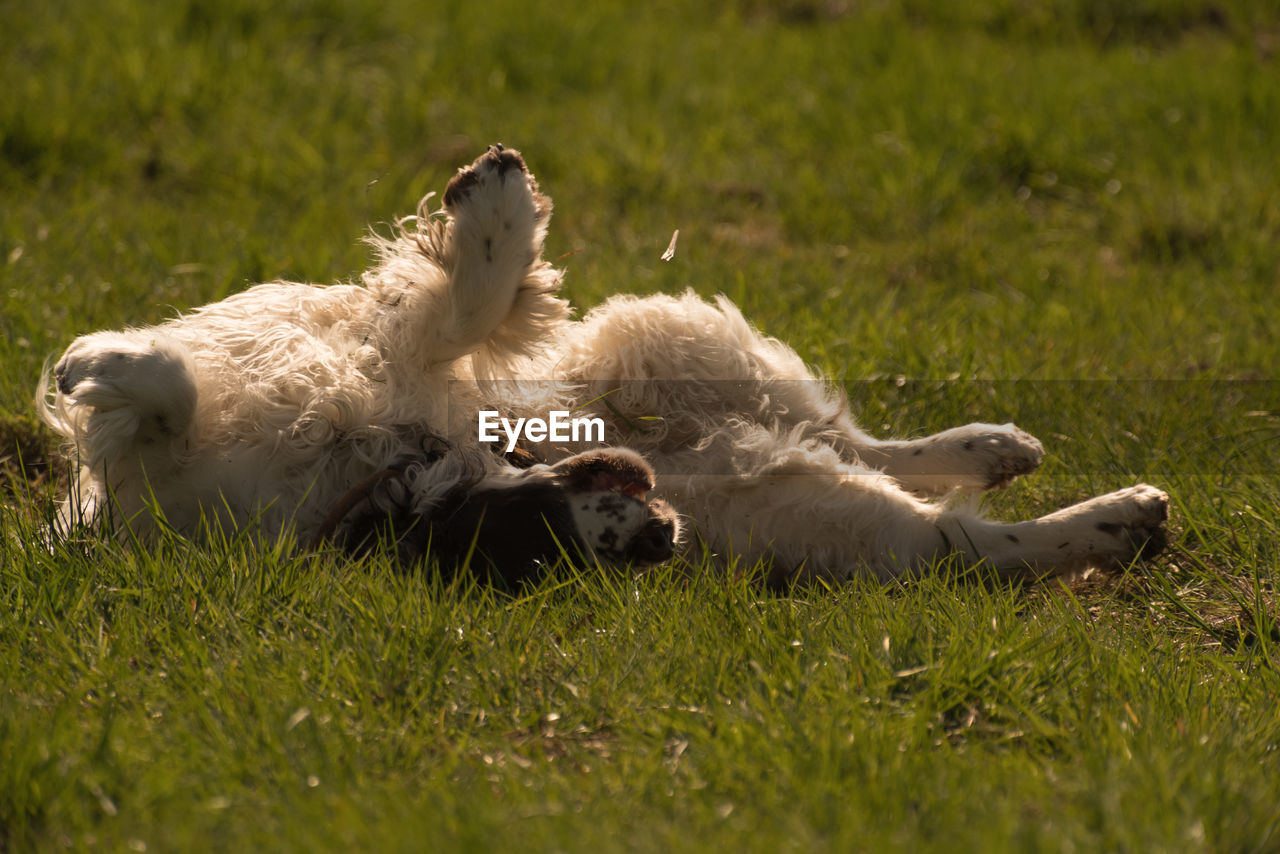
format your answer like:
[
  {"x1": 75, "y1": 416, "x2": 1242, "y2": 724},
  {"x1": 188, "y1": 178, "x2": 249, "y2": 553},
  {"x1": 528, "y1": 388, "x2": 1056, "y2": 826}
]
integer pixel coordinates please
[{"x1": 38, "y1": 145, "x2": 1169, "y2": 584}]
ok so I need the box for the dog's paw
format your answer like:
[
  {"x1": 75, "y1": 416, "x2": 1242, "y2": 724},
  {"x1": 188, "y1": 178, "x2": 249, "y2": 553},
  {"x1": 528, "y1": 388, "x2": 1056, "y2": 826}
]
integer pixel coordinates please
[
  {"x1": 957, "y1": 423, "x2": 1046, "y2": 490},
  {"x1": 893, "y1": 422, "x2": 1045, "y2": 495},
  {"x1": 57, "y1": 333, "x2": 165, "y2": 401},
  {"x1": 1091, "y1": 484, "x2": 1170, "y2": 560},
  {"x1": 1055, "y1": 484, "x2": 1170, "y2": 565},
  {"x1": 440, "y1": 144, "x2": 551, "y2": 275},
  {"x1": 53, "y1": 332, "x2": 197, "y2": 435},
  {"x1": 443, "y1": 144, "x2": 526, "y2": 205},
  {"x1": 443, "y1": 144, "x2": 550, "y2": 222}
]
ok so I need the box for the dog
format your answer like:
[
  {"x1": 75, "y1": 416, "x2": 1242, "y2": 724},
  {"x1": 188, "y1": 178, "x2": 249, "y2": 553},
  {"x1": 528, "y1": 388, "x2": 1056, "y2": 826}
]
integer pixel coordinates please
[{"x1": 39, "y1": 145, "x2": 1169, "y2": 585}]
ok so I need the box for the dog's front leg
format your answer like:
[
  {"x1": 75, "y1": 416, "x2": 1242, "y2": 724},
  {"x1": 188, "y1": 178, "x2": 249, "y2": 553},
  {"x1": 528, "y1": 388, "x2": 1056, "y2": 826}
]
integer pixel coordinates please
[
  {"x1": 855, "y1": 423, "x2": 1046, "y2": 496},
  {"x1": 660, "y1": 440, "x2": 1166, "y2": 583},
  {"x1": 937, "y1": 484, "x2": 1170, "y2": 579}
]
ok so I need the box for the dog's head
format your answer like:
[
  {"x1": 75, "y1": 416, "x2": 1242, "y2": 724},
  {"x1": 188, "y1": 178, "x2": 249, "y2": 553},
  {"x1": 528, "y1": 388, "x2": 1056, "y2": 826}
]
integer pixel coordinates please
[
  {"x1": 550, "y1": 448, "x2": 679, "y2": 566},
  {"x1": 337, "y1": 448, "x2": 679, "y2": 584}
]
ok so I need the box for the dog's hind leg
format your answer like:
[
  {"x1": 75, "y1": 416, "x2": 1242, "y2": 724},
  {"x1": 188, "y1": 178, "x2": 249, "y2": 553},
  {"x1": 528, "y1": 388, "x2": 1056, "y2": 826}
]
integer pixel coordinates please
[
  {"x1": 39, "y1": 330, "x2": 198, "y2": 528},
  {"x1": 44, "y1": 330, "x2": 197, "y2": 467},
  {"x1": 369, "y1": 146, "x2": 568, "y2": 370}
]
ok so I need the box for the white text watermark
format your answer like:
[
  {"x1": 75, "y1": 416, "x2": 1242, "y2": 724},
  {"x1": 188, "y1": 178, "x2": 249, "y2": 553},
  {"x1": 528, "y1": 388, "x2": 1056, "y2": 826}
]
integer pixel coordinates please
[{"x1": 478, "y1": 410, "x2": 605, "y2": 453}]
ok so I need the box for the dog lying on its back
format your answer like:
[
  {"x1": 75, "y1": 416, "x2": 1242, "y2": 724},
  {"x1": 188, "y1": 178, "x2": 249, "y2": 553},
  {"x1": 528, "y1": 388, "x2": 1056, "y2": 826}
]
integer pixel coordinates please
[{"x1": 40, "y1": 145, "x2": 1168, "y2": 584}]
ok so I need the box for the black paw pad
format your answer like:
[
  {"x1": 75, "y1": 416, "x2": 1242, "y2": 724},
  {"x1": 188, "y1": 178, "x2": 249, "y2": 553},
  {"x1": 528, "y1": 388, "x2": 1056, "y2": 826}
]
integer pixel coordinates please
[
  {"x1": 443, "y1": 168, "x2": 479, "y2": 208},
  {"x1": 483, "y1": 143, "x2": 526, "y2": 176},
  {"x1": 442, "y1": 145, "x2": 529, "y2": 209}
]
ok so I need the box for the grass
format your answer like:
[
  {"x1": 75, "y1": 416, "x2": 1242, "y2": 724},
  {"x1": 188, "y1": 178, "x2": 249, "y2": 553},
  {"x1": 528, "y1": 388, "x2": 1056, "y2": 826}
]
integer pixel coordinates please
[{"x1": 3, "y1": 0, "x2": 1280, "y2": 850}]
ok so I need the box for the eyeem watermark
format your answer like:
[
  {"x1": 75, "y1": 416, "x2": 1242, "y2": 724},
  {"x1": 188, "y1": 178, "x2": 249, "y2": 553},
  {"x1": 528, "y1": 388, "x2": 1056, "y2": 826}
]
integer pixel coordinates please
[
  {"x1": 478, "y1": 410, "x2": 605, "y2": 452},
  {"x1": 460, "y1": 380, "x2": 1280, "y2": 475}
]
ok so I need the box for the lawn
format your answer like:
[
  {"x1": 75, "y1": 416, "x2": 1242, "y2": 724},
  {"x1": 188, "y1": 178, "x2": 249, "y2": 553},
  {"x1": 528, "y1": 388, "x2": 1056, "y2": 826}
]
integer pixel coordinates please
[{"x1": 3, "y1": 0, "x2": 1280, "y2": 850}]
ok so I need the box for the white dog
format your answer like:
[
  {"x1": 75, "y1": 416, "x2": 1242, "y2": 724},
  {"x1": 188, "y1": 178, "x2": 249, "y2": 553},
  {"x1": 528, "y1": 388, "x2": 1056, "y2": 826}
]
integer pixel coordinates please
[{"x1": 39, "y1": 145, "x2": 1169, "y2": 585}]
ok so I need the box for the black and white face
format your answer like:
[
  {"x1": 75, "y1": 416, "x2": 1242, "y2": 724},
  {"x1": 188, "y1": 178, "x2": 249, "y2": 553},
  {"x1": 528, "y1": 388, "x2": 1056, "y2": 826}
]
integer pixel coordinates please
[
  {"x1": 550, "y1": 449, "x2": 680, "y2": 566},
  {"x1": 438, "y1": 448, "x2": 679, "y2": 582},
  {"x1": 339, "y1": 448, "x2": 679, "y2": 585}
]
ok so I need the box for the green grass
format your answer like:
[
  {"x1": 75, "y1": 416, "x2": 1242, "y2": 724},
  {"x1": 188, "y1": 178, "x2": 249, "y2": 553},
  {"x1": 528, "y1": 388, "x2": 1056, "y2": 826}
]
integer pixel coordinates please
[{"x1": 4, "y1": 0, "x2": 1280, "y2": 850}]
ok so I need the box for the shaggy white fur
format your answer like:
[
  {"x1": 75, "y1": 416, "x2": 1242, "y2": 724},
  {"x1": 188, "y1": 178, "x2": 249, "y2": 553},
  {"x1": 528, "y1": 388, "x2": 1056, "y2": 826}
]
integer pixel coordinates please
[{"x1": 39, "y1": 145, "x2": 1169, "y2": 584}]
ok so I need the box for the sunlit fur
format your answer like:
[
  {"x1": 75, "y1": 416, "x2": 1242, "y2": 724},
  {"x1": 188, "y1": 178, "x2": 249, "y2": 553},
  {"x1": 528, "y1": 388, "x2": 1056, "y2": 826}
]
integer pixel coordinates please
[{"x1": 39, "y1": 146, "x2": 1168, "y2": 583}]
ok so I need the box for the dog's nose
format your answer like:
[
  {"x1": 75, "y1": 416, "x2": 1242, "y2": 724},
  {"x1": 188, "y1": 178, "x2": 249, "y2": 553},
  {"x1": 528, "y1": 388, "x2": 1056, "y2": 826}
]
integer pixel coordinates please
[{"x1": 633, "y1": 521, "x2": 676, "y2": 563}]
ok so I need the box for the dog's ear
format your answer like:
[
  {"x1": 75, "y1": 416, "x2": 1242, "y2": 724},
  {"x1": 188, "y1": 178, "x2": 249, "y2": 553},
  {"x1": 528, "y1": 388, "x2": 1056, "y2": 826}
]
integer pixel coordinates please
[
  {"x1": 413, "y1": 481, "x2": 582, "y2": 586},
  {"x1": 553, "y1": 448, "x2": 656, "y2": 497}
]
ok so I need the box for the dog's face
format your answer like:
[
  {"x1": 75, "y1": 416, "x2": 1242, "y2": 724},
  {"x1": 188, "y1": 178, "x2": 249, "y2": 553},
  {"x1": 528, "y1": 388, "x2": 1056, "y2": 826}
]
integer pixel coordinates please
[
  {"x1": 551, "y1": 448, "x2": 679, "y2": 566},
  {"x1": 340, "y1": 448, "x2": 679, "y2": 584}
]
